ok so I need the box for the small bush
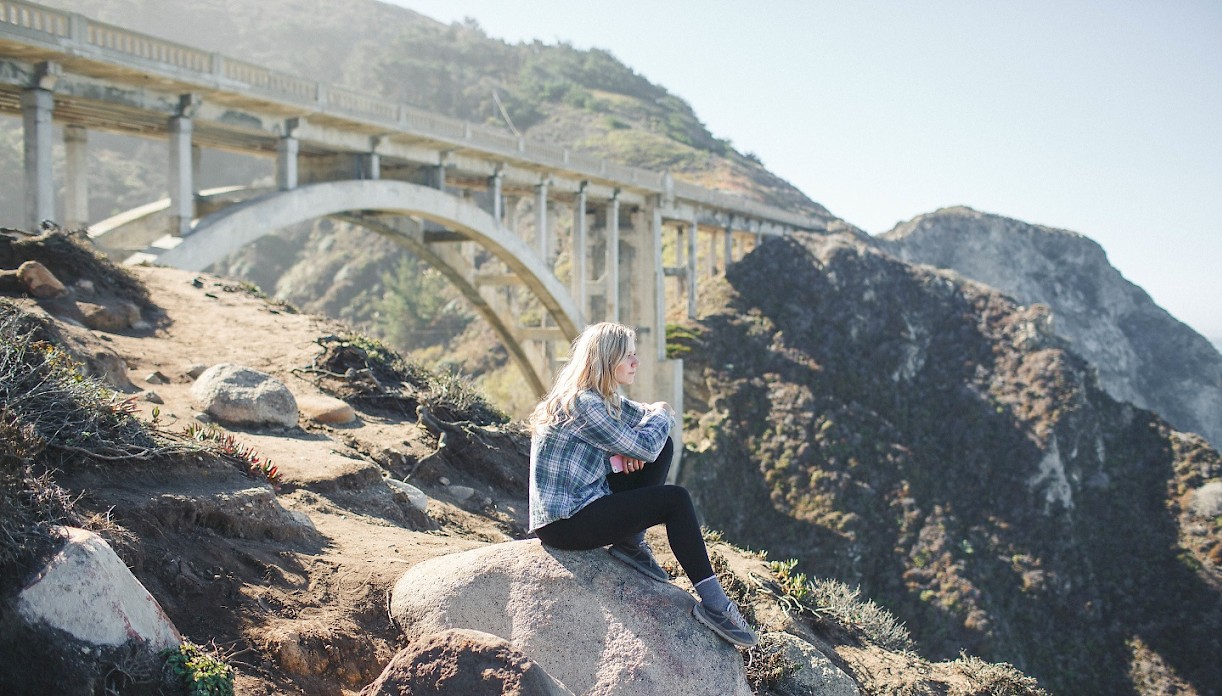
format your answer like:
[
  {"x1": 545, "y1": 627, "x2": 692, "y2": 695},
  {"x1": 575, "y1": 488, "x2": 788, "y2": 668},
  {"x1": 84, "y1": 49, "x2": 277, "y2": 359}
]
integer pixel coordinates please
[
  {"x1": 182, "y1": 424, "x2": 281, "y2": 488},
  {"x1": 743, "y1": 633, "x2": 798, "y2": 693},
  {"x1": 310, "y1": 333, "x2": 506, "y2": 425},
  {"x1": 951, "y1": 652, "x2": 1049, "y2": 696},
  {"x1": 161, "y1": 642, "x2": 234, "y2": 696},
  {"x1": 0, "y1": 413, "x2": 76, "y2": 593},
  {"x1": 769, "y1": 558, "x2": 914, "y2": 653},
  {"x1": 0, "y1": 302, "x2": 159, "y2": 467}
]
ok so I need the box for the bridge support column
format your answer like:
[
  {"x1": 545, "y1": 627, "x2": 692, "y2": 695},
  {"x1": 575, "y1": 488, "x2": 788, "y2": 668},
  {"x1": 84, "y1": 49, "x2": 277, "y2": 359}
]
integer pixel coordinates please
[
  {"x1": 168, "y1": 106, "x2": 196, "y2": 237},
  {"x1": 626, "y1": 200, "x2": 684, "y2": 478},
  {"x1": 536, "y1": 178, "x2": 550, "y2": 264},
  {"x1": 648, "y1": 204, "x2": 666, "y2": 362},
  {"x1": 687, "y1": 217, "x2": 698, "y2": 318},
  {"x1": 572, "y1": 182, "x2": 588, "y2": 319},
  {"x1": 359, "y1": 152, "x2": 380, "y2": 180},
  {"x1": 276, "y1": 134, "x2": 298, "y2": 190},
  {"x1": 64, "y1": 125, "x2": 88, "y2": 231},
  {"x1": 490, "y1": 168, "x2": 504, "y2": 225},
  {"x1": 21, "y1": 88, "x2": 54, "y2": 232},
  {"x1": 723, "y1": 221, "x2": 734, "y2": 272},
  {"x1": 606, "y1": 192, "x2": 620, "y2": 322}
]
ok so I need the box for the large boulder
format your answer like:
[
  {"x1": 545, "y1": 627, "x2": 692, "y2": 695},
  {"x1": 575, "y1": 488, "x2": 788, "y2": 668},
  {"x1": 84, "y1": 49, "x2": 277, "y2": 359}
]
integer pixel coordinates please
[
  {"x1": 16, "y1": 527, "x2": 180, "y2": 651},
  {"x1": 389, "y1": 540, "x2": 753, "y2": 696},
  {"x1": 191, "y1": 363, "x2": 298, "y2": 427},
  {"x1": 361, "y1": 628, "x2": 574, "y2": 696}
]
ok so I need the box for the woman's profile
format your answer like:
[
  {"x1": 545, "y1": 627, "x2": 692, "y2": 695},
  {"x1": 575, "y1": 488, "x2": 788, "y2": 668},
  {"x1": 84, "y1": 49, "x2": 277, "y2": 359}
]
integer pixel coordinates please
[{"x1": 527, "y1": 321, "x2": 758, "y2": 647}]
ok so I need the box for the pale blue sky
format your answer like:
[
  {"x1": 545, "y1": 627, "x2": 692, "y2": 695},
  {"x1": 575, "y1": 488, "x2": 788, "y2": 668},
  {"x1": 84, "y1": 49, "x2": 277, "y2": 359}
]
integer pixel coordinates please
[{"x1": 388, "y1": 0, "x2": 1222, "y2": 343}]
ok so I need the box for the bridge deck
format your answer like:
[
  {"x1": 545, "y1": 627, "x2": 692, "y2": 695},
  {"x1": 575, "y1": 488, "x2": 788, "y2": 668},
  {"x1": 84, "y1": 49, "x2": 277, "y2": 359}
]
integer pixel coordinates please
[{"x1": 0, "y1": 0, "x2": 826, "y2": 233}]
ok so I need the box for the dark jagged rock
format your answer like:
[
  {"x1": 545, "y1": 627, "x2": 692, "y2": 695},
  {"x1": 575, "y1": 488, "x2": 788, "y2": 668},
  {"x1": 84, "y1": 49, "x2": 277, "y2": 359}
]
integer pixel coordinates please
[
  {"x1": 677, "y1": 232, "x2": 1222, "y2": 695},
  {"x1": 880, "y1": 206, "x2": 1222, "y2": 449}
]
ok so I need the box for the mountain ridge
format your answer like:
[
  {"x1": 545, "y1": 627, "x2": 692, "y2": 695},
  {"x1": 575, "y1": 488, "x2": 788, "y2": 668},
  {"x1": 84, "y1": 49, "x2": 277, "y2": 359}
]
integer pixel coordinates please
[{"x1": 878, "y1": 205, "x2": 1222, "y2": 449}]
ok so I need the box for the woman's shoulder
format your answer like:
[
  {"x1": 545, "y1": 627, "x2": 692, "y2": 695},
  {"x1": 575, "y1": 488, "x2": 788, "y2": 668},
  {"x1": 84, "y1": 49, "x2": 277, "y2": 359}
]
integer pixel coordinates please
[{"x1": 574, "y1": 389, "x2": 613, "y2": 414}]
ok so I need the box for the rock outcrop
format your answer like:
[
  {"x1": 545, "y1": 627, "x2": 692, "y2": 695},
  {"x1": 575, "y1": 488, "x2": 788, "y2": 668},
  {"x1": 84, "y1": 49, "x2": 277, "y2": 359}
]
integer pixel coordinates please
[
  {"x1": 676, "y1": 232, "x2": 1222, "y2": 695},
  {"x1": 389, "y1": 540, "x2": 756, "y2": 696},
  {"x1": 879, "y1": 206, "x2": 1222, "y2": 448}
]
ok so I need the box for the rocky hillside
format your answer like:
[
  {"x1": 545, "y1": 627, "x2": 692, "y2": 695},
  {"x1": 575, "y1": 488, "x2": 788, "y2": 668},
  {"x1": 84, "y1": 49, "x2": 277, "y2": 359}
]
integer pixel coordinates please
[
  {"x1": 878, "y1": 206, "x2": 1222, "y2": 449},
  {"x1": 674, "y1": 232, "x2": 1222, "y2": 695}
]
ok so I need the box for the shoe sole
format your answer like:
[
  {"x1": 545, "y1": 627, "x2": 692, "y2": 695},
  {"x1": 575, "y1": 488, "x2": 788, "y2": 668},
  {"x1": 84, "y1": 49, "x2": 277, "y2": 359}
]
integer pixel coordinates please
[
  {"x1": 692, "y1": 604, "x2": 758, "y2": 648},
  {"x1": 607, "y1": 546, "x2": 670, "y2": 583}
]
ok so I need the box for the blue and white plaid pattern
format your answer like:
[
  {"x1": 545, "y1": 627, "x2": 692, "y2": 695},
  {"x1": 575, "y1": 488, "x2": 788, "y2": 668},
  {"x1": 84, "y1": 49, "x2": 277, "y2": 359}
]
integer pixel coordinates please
[{"x1": 529, "y1": 390, "x2": 674, "y2": 532}]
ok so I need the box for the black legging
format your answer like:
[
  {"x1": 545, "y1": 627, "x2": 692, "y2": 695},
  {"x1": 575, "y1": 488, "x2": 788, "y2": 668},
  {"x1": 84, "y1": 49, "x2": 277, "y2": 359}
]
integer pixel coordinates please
[{"x1": 534, "y1": 438, "x2": 715, "y2": 584}]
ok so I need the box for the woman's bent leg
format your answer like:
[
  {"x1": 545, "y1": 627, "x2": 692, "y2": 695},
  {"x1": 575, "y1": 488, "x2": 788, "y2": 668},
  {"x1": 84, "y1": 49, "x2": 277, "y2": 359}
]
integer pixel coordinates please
[
  {"x1": 534, "y1": 484, "x2": 714, "y2": 584},
  {"x1": 607, "y1": 437, "x2": 673, "y2": 494}
]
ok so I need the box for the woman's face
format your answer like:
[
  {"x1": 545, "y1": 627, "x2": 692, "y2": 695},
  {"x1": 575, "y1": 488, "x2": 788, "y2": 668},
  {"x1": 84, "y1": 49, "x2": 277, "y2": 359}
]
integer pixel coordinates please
[{"x1": 613, "y1": 337, "x2": 638, "y2": 386}]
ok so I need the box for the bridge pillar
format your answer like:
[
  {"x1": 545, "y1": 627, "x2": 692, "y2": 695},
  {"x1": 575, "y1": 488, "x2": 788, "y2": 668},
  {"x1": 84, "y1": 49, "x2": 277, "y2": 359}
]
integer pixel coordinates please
[
  {"x1": 168, "y1": 96, "x2": 199, "y2": 236},
  {"x1": 571, "y1": 183, "x2": 588, "y2": 319},
  {"x1": 64, "y1": 125, "x2": 88, "y2": 231},
  {"x1": 490, "y1": 167, "x2": 504, "y2": 224},
  {"x1": 687, "y1": 217, "x2": 698, "y2": 318},
  {"x1": 360, "y1": 152, "x2": 380, "y2": 180},
  {"x1": 723, "y1": 220, "x2": 734, "y2": 271},
  {"x1": 624, "y1": 200, "x2": 683, "y2": 478},
  {"x1": 21, "y1": 88, "x2": 54, "y2": 231},
  {"x1": 535, "y1": 178, "x2": 550, "y2": 264},
  {"x1": 605, "y1": 192, "x2": 620, "y2": 322},
  {"x1": 276, "y1": 133, "x2": 298, "y2": 190}
]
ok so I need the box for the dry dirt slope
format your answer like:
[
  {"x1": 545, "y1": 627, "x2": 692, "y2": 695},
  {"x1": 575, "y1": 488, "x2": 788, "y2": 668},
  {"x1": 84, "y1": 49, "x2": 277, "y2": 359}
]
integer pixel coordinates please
[{"x1": 3, "y1": 259, "x2": 1047, "y2": 695}]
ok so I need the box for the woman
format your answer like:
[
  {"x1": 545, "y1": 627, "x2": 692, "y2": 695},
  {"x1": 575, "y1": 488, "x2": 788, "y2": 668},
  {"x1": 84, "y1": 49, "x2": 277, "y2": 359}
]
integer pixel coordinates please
[{"x1": 528, "y1": 321, "x2": 757, "y2": 648}]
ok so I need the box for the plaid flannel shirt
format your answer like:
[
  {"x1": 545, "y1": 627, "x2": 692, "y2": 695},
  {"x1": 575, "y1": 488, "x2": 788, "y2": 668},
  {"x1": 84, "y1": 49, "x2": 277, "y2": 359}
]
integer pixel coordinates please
[{"x1": 529, "y1": 389, "x2": 675, "y2": 532}]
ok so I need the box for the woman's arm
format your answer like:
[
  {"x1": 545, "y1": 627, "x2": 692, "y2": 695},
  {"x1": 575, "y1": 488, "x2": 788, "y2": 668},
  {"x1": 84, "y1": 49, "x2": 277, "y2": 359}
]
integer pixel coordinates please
[{"x1": 572, "y1": 391, "x2": 673, "y2": 461}]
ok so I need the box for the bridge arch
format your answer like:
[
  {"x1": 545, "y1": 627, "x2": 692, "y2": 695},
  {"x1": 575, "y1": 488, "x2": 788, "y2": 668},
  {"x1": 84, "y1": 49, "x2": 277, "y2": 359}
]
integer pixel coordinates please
[{"x1": 152, "y1": 180, "x2": 584, "y2": 395}]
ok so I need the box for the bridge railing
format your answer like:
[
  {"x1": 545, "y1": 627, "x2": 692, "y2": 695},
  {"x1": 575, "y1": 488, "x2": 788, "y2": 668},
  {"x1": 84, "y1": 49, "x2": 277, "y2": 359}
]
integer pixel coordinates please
[
  {"x1": 0, "y1": 0, "x2": 67, "y2": 37},
  {"x1": 220, "y1": 56, "x2": 317, "y2": 102},
  {"x1": 1, "y1": 0, "x2": 824, "y2": 232}
]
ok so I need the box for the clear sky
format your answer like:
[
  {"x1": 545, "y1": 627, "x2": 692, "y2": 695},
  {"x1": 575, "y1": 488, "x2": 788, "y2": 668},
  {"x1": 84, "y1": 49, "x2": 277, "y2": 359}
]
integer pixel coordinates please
[{"x1": 387, "y1": 0, "x2": 1222, "y2": 342}]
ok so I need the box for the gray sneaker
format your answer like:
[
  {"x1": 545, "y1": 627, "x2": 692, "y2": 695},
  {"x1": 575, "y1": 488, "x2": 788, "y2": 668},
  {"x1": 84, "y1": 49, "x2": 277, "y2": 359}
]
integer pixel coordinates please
[
  {"x1": 692, "y1": 601, "x2": 758, "y2": 648},
  {"x1": 608, "y1": 541, "x2": 670, "y2": 582}
]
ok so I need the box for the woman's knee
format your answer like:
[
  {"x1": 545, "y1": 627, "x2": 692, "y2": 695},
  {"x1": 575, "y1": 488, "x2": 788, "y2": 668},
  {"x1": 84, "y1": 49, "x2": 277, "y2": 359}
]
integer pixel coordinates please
[{"x1": 659, "y1": 484, "x2": 694, "y2": 510}]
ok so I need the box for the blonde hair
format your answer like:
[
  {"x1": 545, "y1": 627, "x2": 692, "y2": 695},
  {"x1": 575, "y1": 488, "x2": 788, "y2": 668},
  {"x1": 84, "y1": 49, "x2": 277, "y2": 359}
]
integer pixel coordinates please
[{"x1": 528, "y1": 322, "x2": 634, "y2": 434}]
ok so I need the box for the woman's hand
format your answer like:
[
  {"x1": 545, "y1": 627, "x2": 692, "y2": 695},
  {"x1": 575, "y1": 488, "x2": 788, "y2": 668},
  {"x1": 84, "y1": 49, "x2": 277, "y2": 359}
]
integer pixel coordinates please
[
  {"x1": 650, "y1": 401, "x2": 675, "y2": 418},
  {"x1": 622, "y1": 456, "x2": 645, "y2": 473}
]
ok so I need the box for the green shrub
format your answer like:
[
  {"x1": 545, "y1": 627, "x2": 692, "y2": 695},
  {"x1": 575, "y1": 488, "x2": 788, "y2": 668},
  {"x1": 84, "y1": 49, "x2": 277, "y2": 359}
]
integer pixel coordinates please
[
  {"x1": 161, "y1": 642, "x2": 234, "y2": 696},
  {"x1": 0, "y1": 302, "x2": 159, "y2": 468},
  {"x1": 182, "y1": 424, "x2": 281, "y2": 487},
  {"x1": 769, "y1": 558, "x2": 914, "y2": 653}
]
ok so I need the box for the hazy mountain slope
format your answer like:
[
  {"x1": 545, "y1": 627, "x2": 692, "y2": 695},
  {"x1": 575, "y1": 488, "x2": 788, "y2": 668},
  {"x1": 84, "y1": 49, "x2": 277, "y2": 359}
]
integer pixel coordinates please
[
  {"x1": 878, "y1": 206, "x2": 1222, "y2": 449},
  {"x1": 675, "y1": 233, "x2": 1222, "y2": 695}
]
